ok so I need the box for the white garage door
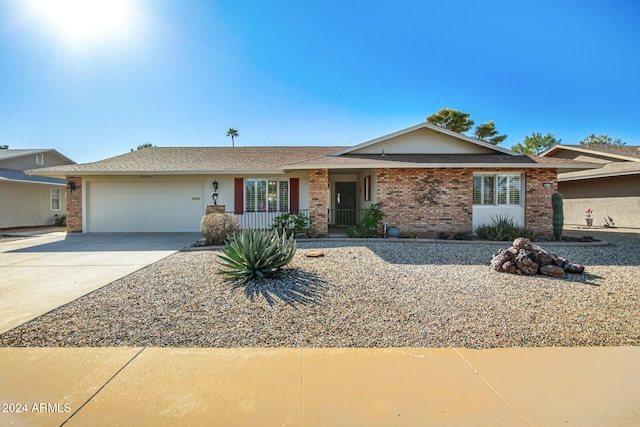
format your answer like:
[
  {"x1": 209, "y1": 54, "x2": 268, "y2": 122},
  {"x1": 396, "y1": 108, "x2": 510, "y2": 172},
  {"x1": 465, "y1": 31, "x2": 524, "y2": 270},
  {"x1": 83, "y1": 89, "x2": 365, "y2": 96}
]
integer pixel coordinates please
[{"x1": 87, "y1": 181, "x2": 204, "y2": 232}]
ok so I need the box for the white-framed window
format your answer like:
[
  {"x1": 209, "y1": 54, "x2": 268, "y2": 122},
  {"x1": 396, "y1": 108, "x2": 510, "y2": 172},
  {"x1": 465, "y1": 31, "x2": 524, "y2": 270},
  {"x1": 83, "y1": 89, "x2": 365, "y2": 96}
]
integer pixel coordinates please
[
  {"x1": 245, "y1": 179, "x2": 289, "y2": 212},
  {"x1": 50, "y1": 188, "x2": 61, "y2": 210},
  {"x1": 36, "y1": 153, "x2": 44, "y2": 165},
  {"x1": 473, "y1": 173, "x2": 522, "y2": 206}
]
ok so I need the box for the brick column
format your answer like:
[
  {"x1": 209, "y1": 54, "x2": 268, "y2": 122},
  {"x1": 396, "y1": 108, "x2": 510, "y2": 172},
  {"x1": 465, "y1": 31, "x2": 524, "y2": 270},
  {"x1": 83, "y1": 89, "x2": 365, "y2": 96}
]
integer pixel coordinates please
[
  {"x1": 525, "y1": 169, "x2": 557, "y2": 237},
  {"x1": 66, "y1": 177, "x2": 83, "y2": 232},
  {"x1": 308, "y1": 169, "x2": 329, "y2": 236}
]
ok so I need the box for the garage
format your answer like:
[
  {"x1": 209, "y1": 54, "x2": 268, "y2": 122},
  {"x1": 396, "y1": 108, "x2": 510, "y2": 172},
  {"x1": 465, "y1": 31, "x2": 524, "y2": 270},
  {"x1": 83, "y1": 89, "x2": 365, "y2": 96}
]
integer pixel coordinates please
[{"x1": 86, "y1": 181, "x2": 204, "y2": 232}]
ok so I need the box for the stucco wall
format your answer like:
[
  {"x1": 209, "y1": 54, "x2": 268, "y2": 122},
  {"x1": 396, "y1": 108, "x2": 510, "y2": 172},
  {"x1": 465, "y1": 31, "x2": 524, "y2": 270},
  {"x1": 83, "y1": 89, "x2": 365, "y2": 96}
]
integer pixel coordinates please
[{"x1": 558, "y1": 175, "x2": 640, "y2": 228}]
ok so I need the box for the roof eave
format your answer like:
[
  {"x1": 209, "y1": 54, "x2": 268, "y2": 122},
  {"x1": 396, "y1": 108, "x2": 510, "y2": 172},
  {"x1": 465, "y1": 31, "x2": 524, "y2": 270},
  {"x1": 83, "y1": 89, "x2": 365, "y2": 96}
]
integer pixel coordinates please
[
  {"x1": 559, "y1": 169, "x2": 640, "y2": 181},
  {"x1": 330, "y1": 122, "x2": 520, "y2": 157},
  {"x1": 283, "y1": 162, "x2": 601, "y2": 170},
  {"x1": 0, "y1": 177, "x2": 66, "y2": 185},
  {"x1": 540, "y1": 145, "x2": 639, "y2": 162},
  {"x1": 26, "y1": 169, "x2": 289, "y2": 177}
]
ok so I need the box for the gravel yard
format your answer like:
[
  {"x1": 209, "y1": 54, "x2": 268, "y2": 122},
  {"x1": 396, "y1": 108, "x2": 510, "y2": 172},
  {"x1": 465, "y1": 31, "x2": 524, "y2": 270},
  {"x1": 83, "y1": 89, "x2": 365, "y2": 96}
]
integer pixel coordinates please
[{"x1": 1, "y1": 230, "x2": 639, "y2": 349}]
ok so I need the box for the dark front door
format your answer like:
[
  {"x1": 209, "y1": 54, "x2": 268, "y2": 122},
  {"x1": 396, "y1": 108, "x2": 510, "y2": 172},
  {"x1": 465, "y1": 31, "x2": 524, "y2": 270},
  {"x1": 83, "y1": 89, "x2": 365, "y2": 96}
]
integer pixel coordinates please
[{"x1": 335, "y1": 182, "x2": 357, "y2": 225}]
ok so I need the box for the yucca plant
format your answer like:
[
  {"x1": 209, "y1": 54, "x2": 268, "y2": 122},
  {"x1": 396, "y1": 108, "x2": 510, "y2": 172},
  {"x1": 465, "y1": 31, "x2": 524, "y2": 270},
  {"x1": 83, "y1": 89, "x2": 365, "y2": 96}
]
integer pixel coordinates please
[
  {"x1": 475, "y1": 215, "x2": 537, "y2": 241},
  {"x1": 217, "y1": 229, "x2": 297, "y2": 283}
]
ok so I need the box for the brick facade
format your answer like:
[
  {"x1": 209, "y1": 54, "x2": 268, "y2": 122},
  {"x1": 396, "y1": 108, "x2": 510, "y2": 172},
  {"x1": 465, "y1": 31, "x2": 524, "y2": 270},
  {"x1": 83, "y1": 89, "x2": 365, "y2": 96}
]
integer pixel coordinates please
[
  {"x1": 524, "y1": 168, "x2": 557, "y2": 237},
  {"x1": 66, "y1": 177, "x2": 82, "y2": 232},
  {"x1": 372, "y1": 167, "x2": 557, "y2": 238},
  {"x1": 377, "y1": 168, "x2": 473, "y2": 237},
  {"x1": 308, "y1": 169, "x2": 329, "y2": 236}
]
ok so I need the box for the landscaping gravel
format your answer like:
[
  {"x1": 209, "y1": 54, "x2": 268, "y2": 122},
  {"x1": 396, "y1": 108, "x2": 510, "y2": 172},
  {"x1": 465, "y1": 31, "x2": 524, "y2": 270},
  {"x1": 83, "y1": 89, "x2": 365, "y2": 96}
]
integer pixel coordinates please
[{"x1": 1, "y1": 234, "x2": 639, "y2": 349}]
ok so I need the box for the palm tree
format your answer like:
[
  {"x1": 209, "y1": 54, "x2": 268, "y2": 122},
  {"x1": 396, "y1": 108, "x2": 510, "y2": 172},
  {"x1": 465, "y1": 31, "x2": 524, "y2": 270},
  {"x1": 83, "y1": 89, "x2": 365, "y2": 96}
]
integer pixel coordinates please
[{"x1": 226, "y1": 128, "x2": 239, "y2": 147}]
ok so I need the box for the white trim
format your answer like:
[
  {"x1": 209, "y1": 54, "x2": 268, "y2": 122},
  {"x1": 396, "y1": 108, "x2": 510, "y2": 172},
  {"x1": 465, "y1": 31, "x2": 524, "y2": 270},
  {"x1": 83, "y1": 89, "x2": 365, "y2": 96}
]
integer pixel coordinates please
[
  {"x1": 244, "y1": 178, "x2": 290, "y2": 213},
  {"x1": 82, "y1": 181, "x2": 87, "y2": 233},
  {"x1": 331, "y1": 122, "x2": 520, "y2": 156}
]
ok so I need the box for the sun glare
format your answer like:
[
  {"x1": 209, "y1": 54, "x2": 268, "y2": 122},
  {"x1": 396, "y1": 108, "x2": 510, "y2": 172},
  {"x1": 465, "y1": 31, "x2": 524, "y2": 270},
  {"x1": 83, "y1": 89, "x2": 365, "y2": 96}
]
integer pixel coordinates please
[{"x1": 27, "y1": 0, "x2": 136, "y2": 45}]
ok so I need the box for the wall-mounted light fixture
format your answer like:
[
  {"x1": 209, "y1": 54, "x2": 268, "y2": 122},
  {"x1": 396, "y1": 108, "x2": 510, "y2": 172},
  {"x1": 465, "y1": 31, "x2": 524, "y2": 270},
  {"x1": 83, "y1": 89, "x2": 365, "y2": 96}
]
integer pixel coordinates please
[
  {"x1": 543, "y1": 182, "x2": 553, "y2": 189},
  {"x1": 67, "y1": 182, "x2": 76, "y2": 192},
  {"x1": 211, "y1": 180, "x2": 219, "y2": 205}
]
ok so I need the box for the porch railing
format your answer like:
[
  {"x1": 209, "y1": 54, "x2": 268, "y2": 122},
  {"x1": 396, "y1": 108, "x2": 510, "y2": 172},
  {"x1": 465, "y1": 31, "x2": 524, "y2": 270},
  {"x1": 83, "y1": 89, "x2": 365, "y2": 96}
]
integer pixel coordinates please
[
  {"x1": 224, "y1": 210, "x2": 310, "y2": 230},
  {"x1": 327, "y1": 209, "x2": 367, "y2": 226}
]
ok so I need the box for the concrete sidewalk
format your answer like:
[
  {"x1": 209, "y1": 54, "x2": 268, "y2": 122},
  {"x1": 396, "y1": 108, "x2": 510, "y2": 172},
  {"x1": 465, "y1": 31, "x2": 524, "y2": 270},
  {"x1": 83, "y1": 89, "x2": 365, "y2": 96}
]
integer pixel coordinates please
[
  {"x1": 0, "y1": 346, "x2": 638, "y2": 426},
  {"x1": 0, "y1": 232, "x2": 200, "y2": 333}
]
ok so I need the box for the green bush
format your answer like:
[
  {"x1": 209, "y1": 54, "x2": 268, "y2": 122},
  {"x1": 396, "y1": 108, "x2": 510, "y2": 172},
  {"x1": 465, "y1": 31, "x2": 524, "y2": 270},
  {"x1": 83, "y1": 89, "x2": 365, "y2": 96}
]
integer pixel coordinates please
[
  {"x1": 475, "y1": 215, "x2": 536, "y2": 241},
  {"x1": 53, "y1": 214, "x2": 66, "y2": 226},
  {"x1": 271, "y1": 212, "x2": 309, "y2": 236},
  {"x1": 217, "y1": 229, "x2": 296, "y2": 283},
  {"x1": 201, "y1": 213, "x2": 240, "y2": 246},
  {"x1": 347, "y1": 203, "x2": 384, "y2": 238}
]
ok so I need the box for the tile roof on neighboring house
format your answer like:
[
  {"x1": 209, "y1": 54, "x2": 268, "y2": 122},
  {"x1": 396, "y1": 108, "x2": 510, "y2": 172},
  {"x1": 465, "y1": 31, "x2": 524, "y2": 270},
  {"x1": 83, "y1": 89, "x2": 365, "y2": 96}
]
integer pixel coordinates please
[
  {"x1": 540, "y1": 144, "x2": 640, "y2": 180},
  {"x1": 557, "y1": 161, "x2": 640, "y2": 181},
  {"x1": 27, "y1": 147, "x2": 347, "y2": 177},
  {"x1": 541, "y1": 144, "x2": 640, "y2": 162},
  {"x1": 562, "y1": 144, "x2": 640, "y2": 159}
]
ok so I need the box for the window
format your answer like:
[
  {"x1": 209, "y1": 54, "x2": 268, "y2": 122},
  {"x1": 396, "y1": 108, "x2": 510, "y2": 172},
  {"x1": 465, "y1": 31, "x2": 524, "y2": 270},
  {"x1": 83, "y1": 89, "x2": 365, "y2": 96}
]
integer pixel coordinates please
[
  {"x1": 51, "y1": 188, "x2": 61, "y2": 210},
  {"x1": 36, "y1": 153, "x2": 44, "y2": 165},
  {"x1": 245, "y1": 179, "x2": 289, "y2": 212},
  {"x1": 473, "y1": 174, "x2": 521, "y2": 205}
]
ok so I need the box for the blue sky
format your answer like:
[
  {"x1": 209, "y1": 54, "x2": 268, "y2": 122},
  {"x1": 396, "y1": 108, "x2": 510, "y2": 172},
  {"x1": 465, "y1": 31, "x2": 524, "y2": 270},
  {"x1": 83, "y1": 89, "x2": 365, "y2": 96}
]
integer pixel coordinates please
[{"x1": 1, "y1": 0, "x2": 639, "y2": 163}]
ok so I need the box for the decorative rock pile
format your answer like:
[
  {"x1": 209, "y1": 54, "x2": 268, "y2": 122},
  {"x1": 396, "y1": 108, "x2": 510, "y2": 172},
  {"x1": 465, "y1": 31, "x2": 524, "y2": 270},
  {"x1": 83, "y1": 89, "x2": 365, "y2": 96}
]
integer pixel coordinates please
[{"x1": 490, "y1": 238, "x2": 585, "y2": 278}]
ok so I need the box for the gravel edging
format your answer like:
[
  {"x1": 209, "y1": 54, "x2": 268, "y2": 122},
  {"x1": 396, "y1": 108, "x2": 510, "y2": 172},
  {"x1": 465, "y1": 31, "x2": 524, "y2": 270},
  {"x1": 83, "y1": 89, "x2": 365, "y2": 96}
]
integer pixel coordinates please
[{"x1": 1, "y1": 238, "x2": 638, "y2": 349}]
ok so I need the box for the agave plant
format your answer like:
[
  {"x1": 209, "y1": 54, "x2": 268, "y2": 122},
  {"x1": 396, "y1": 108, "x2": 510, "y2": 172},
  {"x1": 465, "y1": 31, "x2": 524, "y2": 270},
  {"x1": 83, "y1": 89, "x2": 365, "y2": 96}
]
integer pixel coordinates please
[{"x1": 217, "y1": 229, "x2": 297, "y2": 283}]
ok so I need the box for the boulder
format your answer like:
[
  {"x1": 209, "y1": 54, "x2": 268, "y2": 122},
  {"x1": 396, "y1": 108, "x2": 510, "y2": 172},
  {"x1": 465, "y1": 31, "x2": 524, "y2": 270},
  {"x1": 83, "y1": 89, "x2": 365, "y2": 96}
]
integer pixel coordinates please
[
  {"x1": 563, "y1": 263, "x2": 585, "y2": 274},
  {"x1": 489, "y1": 239, "x2": 585, "y2": 278},
  {"x1": 540, "y1": 264, "x2": 565, "y2": 278},
  {"x1": 515, "y1": 249, "x2": 538, "y2": 275},
  {"x1": 535, "y1": 248, "x2": 555, "y2": 266},
  {"x1": 513, "y1": 237, "x2": 531, "y2": 250}
]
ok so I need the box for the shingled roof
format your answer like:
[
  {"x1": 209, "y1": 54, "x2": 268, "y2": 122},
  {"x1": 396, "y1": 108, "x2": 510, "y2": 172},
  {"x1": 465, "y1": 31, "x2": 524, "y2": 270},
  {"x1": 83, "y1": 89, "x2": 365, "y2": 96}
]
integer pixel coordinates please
[
  {"x1": 27, "y1": 146, "x2": 346, "y2": 178},
  {"x1": 541, "y1": 144, "x2": 640, "y2": 162},
  {"x1": 29, "y1": 145, "x2": 599, "y2": 178},
  {"x1": 284, "y1": 153, "x2": 595, "y2": 170}
]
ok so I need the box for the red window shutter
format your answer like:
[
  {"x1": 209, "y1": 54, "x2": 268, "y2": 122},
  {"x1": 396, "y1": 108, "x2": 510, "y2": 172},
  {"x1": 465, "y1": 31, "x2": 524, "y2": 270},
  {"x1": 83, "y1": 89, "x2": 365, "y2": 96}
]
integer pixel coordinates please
[
  {"x1": 234, "y1": 178, "x2": 244, "y2": 214},
  {"x1": 290, "y1": 178, "x2": 299, "y2": 213}
]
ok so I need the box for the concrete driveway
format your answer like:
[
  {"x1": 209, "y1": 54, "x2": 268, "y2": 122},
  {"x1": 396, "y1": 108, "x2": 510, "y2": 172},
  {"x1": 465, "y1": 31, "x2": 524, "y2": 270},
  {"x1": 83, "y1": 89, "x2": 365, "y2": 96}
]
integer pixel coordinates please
[{"x1": 0, "y1": 232, "x2": 200, "y2": 334}]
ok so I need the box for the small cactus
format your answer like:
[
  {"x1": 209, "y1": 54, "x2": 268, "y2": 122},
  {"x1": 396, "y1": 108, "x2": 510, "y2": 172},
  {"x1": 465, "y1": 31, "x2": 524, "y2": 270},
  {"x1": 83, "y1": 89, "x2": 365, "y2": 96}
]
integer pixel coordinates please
[{"x1": 552, "y1": 192, "x2": 564, "y2": 240}]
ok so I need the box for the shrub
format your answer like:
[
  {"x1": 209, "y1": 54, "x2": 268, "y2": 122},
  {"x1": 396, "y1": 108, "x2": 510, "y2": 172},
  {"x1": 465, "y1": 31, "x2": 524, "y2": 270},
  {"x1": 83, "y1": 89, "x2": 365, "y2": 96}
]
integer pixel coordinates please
[
  {"x1": 271, "y1": 212, "x2": 309, "y2": 236},
  {"x1": 200, "y1": 213, "x2": 240, "y2": 246},
  {"x1": 475, "y1": 215, "x2": 536, "y2": 241},
  {"x1": 347, "y1": 203, "x2": 384, "y2": 238},
  {"x1": 217, "y1": 229, "x2": 296, "y2": 283},
  {"x1": 53, "y1": 214, "x2": 66, "y2": 226}
]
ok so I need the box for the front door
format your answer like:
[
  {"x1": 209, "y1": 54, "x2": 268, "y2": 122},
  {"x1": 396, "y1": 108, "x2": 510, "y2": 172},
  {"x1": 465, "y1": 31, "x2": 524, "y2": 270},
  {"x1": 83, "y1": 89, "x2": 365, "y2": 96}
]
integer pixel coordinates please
[{"x1": 335, "y1": 182, "x2": 357, "y2": 225}]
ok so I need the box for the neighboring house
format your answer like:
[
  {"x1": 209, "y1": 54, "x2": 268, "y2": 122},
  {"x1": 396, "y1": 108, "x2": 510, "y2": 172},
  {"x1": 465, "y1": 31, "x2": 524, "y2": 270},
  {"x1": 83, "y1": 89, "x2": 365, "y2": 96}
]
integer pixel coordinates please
[
  {"x1": 28, "y1": 123, "x2": 597, "y2": 236},
  {"x1": 0, "y1": 149, "x2": 76, "y2": 229},
  {"x1": 541, "y1": 144, "x2": 640, "y2": 228}
]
